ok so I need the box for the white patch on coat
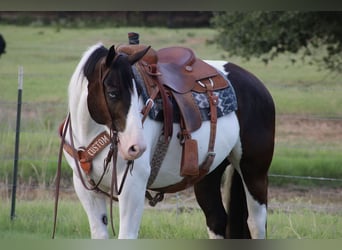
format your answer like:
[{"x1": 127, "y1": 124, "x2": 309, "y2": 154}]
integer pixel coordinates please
[
  {"x1": 243, "y1": 186, "x2": 267, "y2": 239},
  {"x1": 118, "y1": 79, "x2": 147, "y2": 161},
  {"x1": 207, "y1": 227, "x2": 224, "y2": 239}
]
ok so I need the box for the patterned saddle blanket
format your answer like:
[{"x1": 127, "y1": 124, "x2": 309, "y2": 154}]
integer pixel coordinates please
[{"x1": 134, "y1": 67, "x2": 238, "y2": 123}]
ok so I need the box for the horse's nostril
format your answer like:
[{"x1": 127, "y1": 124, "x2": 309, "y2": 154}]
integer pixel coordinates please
[
  {"x1": 130, "y1": 145, "x2": 138, "y2": 153},
  {"x1": 129, "y1": 144, "x2": 141, "y2": 156},
  {"x1": 128, "y1": 144, "x2": 146, "y2": 158}
]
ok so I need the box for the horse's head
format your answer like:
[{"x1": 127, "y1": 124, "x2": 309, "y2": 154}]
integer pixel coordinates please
[{"x1": 86, "y1": 45, "x2": 150, "y2": 161}]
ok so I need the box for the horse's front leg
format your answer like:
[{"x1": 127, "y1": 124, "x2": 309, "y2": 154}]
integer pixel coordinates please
[
  {"x1": 117, "y1": 163, "x2": 150, "y2": 239},
  {"x1": 73, "y1": 174, "x2": 109, "y2": 239}
]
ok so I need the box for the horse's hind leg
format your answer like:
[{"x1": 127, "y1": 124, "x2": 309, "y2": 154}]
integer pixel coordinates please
[
  {"x1": 222, "y1": 164, "x2": 251, "y2": 238},
  {"x1": 239, "y1": 167, "x2": 268, "y2": 239},
  {"x1": 73, "y1": 174, "x2": 109, "y2": 239},
  {"x1": 228, "y1": 139, "x2": 271, "y2": 239},
  {"x1": 240, "y1": 170, "x2": 268, "y2": 239},
  {"x1": 194, "y1": 159, "x2": 229, "y2": 239}
]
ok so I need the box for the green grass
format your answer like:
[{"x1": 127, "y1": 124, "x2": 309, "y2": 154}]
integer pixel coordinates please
[
  {"x1": 0, "y1": 199, "x2": 90, "y2": 239},
  {"x1": 1, "y1": 24, "x2": 342, "y2": 187},
  {"x1": 267, "y1": 210, "x2": 342, "y2": 239},
  {"x1": 0, "y1": 198, "x2": 341, "y2": 239},
  {"x1": 269, "y1": 146, "x2": 342, "y2": 187},
  {"x1": 270, "y1": 84, "x2": 342, "y2": 117}
]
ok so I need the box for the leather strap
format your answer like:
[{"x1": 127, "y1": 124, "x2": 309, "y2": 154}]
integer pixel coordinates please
[
  {"x1": 136, "y1": 61, "x2": 173, "y2": 142},
  {"x1": 205, "y1": 79, "x2": 218, "y2": 156},
  {"x1": 58, "y1": 118, "x2": 110, "y2": 175},
  {"x1": 141, "y1": 85, "x2": 159, "y2": 123},
  {"x1": 149, "y1": 78, "x2": 218, "y2": 194}
]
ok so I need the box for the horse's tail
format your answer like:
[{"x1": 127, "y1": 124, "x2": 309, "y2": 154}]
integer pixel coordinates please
[{"x1": 222, "y1": 165, "x2": 251, "y2": 238}]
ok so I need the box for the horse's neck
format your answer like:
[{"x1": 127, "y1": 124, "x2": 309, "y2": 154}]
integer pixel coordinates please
[{"x1": 68, "y1": 76, "x2": 106, "y2": 147}]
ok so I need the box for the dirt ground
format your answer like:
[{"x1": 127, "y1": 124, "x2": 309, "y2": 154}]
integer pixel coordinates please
[
  {"x1": 268, "y1": 185, "x2": 342, "y2": 213},
  {"x1": 276, "y1": 114, "x2": 342, "y2": 145}
]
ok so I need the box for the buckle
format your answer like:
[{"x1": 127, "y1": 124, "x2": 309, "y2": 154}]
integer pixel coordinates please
[
  {"x1": 145, "y1": 98, "x2": 155, "y2": 108},
  {"x1": 207, "y1": 151, "x2": 216, "y2": 157}
]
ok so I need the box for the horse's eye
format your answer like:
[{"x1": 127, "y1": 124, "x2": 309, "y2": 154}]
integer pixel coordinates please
[{"x1": 108, "y1": 91, "x2": 118, "y2": 99}]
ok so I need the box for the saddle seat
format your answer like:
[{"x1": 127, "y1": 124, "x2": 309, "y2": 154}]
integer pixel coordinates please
[{"x1": 157, "y1": 46, "x2": 228, "y2": 93}]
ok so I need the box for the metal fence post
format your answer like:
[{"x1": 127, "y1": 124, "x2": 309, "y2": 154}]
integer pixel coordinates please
[{"x1": 10, "y1": 66, "x2": 23, "y2": 220}]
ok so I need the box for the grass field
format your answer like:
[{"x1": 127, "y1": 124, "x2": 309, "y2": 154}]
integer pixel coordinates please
[
  {"x1": 0, "y1": 24, "x2": 342, "y2": 239},
  {"x1": 0, "y1": 196, "x2": 341, "y2": 239}
]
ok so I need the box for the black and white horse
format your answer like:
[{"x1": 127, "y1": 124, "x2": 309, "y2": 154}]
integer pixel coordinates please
[{"x1": 60, "y1": 42, "x2": 275, "y2": 239}]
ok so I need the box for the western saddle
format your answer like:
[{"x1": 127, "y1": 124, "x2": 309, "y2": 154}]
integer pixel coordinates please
[{"x1": 117, "y1": 44, "x2": 228, "y2": 191}]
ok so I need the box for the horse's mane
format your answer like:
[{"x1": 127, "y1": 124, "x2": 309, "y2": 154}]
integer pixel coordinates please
[
  {"x1": 69, "y1": 43, "x2": 107, "y2": 87},
  {"x1": 83, "y1": 45, "x2": 108, "y2": 79}
]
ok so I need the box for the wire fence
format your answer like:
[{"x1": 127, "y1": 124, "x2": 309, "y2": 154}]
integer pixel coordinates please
[{"x1": 268, "y1": 174, "x2": 342, "y2": 183}]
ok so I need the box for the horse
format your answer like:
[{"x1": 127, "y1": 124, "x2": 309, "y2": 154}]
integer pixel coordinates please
[{"x1": 58, "y1": 42, "x2": 275, "y2": 239}]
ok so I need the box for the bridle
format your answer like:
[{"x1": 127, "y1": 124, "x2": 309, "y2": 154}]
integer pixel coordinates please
[
  {"x1": 52, "y1": 56, "x2": 135, "y2": 239},
  {"x1": 52, "y1": 112, "x2": 136, "y2": 238}
]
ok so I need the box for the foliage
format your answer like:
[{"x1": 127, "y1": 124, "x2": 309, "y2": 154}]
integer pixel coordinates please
[{"x1": 211, "y1": 11, "x2": 342, "y2": 72}]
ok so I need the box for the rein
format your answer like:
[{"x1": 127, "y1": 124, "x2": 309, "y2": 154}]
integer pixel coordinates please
[{"x1": 52, "y1": 114, "x2": 134, "y2": 238}]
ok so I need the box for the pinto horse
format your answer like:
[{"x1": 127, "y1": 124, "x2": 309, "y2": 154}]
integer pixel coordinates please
[{"x1": 59, "y1": 42, "x2": 275, "y2": 239}]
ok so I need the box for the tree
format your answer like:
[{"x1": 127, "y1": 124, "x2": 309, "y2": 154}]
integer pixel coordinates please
[{"x1": 211, "y1": 12, "x2": 342, "y2": 72}]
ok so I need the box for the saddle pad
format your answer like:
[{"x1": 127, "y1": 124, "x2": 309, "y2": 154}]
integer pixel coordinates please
[{"x1": 134, "y1": 66, "x2": 238, "y2": 123}]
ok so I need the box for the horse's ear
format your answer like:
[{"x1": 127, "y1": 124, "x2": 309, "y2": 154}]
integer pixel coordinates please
[
  {"x1": 127, "y1": 46, "x2": 151, "y2": 65},
  {"x1": 106, "y1": 45, "x2": 116, "y2": 67}
]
